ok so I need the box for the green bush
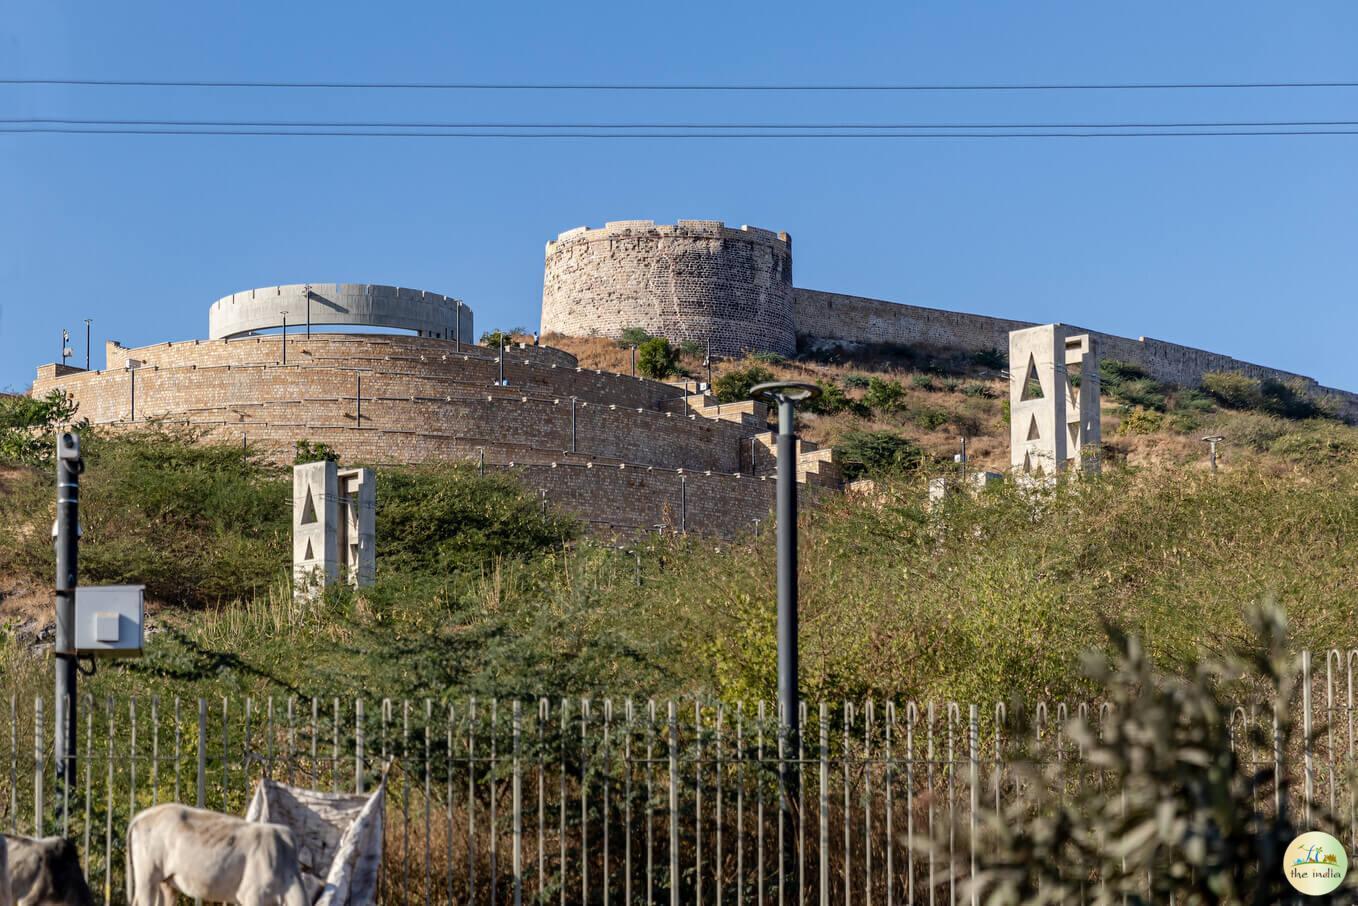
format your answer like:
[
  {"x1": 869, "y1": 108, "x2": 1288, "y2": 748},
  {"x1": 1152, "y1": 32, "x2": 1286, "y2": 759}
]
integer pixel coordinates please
[
  {"x1": 1100, "y1": 360, "x2": 1170, "y2": 411},
  {"x1": 1116, "y1": 406, "x2": 1165, "y2": 436},
  {"x1": 952, "y1": 604, "x2": 1321, "y2": 905},
  {"x1": 910, "y1": 406, "x2": 950, "y2": 431},
  {"x1": 1268, "y1": 422, "x2": 1358, "y2": 465},
  {"x1": 0, "y1": 389, "x2": 84, "y2": 465},
  {"x1": 971, "y1": 348, "x2": 1005, "y2": 370},
  {"x1": 378, "y1": 463, "x2": 578, "y2": 574},
  {"x1": 480, "y1": 329, "x2": 513, "y2": 348},
  {"x1": 835, "y1": 429, "x2": 925, "y2": 480},
  {"x1": 909, "y1": 373, "x2": 935, "y2": 391},
  {"x1": 962, "y1": 382, "x2": 996, "y2": 399},
  {"x1": 749, "y1": 351, "x2": 786, "y2": 365},
  {"x1": 636, "y1": 337, "x2": 679, "y2": 379},
  {"x1": 712, "y1": 363, "x2": 774, "y2": 404},
  {"x1": 843, "y1": 374, "x2": 870, "y2": 390},
  {"x1": 863, "y1": 377, "x2": 906, "y2": 412},
  {"x1": 617, "y1": 327, "x2": 654, "y2": 347},
  {"x1": 293, "y1": 439, "x2": 339, "y2": 464},
  {"x1": 1202, "y1": 372, "x2": 1327, "y2": 420},
  {"x1": 802, "y1": 380, "x2": 854, "y2": 416}
]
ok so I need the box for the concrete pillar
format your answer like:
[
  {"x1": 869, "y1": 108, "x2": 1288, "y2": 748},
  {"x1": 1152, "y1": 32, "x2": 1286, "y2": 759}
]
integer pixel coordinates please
[
  {"x1": 294, "y1": 460, "x2": 376, "y2": 599},
  {"x1": 1009, "y1": 324, "x2": 1101, "y2": 476}
]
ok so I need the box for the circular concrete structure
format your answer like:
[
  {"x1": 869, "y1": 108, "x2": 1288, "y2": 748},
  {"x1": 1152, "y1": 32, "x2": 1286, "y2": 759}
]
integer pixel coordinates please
[
  {"x1": 209, "y1": 283, "x2": 474, "y2": 341},
  {"x1": 541, "y1": 220, "x2": 795, "y2": 358}
]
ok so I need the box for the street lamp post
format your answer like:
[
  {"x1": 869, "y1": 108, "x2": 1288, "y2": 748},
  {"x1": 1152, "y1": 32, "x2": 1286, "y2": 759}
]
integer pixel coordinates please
[
  {"x1": 53, "y1": 431, "x2": 82, "y2": 787},
  {"x1": 61, "y1": 329, "x2": 71, "y2": 366},
  {"x1": 630, "y1": 344, "x2": 637, "y2": 378},
  {"x1": 304, "y1": 284, "x2": 312, "y2": 338},
  {"x1": 1202, "y1": 435, "x2": 1225, "y2": 473},
  {"x1": 750, "y1": 379, "x2": 821, "y2": 898},
  {"x1": 84, "y1": 319, "x2": 92, "y2": 370},
  {"x1": 280, "y1": 312, "x2": 288, "y2": 365}
]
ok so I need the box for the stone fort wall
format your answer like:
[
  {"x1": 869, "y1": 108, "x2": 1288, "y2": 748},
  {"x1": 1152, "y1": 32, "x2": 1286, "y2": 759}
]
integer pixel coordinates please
[
  {"x1": 535, "y1": 218, "x2": 1354, "y2": 415},
  {"x1": 541, "y1": 220, "x2": 795, "y2": 358},
  {"x1": 32, "y1": 333, "x2": 812, "y2": 538}
]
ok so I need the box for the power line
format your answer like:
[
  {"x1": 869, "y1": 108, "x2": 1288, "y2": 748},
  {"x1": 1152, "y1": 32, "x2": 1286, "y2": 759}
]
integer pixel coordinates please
[
  {"x1": 4, "y1": 77, "x2": 1358, "y2": 92},
  {"x1": 4, "y1": 127, "x2": 1358, "y2": 138},
  {"x1": 8, "y1": 117, "x2": 1358, "y2": 130}
]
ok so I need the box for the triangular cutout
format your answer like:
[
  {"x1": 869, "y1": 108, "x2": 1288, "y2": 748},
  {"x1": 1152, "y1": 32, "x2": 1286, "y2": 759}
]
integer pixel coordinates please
[
  {"x1": 1022, "y1": 451, "x2": 1033, "y2": 473},
  {"x1": 299, "y1": 486, "x2": 318, "y2": 525},
  {"x1": 1026, "y1": 415, "x2": 1041, "y2": 442},
  {"x1": 1069, "y1": 423, "x2": 1081, "y2": 447},
  {"x1": 303, "y1": 538, "x2": 314, "y2": 561},
  {"x1": 1020, "y1": 355, "x2": 1044, "y2": 401}
]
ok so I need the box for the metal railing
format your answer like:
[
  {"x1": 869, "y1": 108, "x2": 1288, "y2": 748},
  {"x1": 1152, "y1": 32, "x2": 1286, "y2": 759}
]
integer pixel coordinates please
[{"x1": 4, "y1": 652, "x2": 1358, "y2": 904}]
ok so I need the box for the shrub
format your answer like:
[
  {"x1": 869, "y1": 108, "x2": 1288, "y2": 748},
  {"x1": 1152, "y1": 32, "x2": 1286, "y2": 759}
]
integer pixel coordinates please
[
  {"x1": 1268, "y1": 423, "x2": 1358, "y2": 465},
  {"x1": 1202, "y1": 372, "x2": 1327, "y2": 421},
  {"x1": 803, "y1": 380, "x2": 853, "y2": 416},
  {"x1": 0, "y1": 389, "x2": 84, "y2": 465},
  {"x1": 910, "y1": 406, "x2": 951, "y2": 431},
  {"x1": 617, "y1": 327, "x2": 654, "y2": 347},
  {"x1": 863, "y1": 377, "x2": 906, "y2": 412},
  {"x1": 909, "y1": 373, "x2": 935, "y2": 391},
  {"x1": 1100, "y1": 360, "x2": 1170, "y2": 411},
  {"x1": 480, "y1": 329, "x2": 513, "y2": 348},
  {"x1": 971, "y1": 348, "x2": 1005, "y2": 370},
  {"x1": 843, "y1": 374, "x2": 870, "y2": 390},
  {"x1": 749, "y1": 351, "x2": 786, "y2": 365},
  {"x1": 1116, "y1": 406, "x2": 1165, "y2": 436},
  {"x1": 962, "y1": 382, "x2": 996, "y2": 399},
  {"x1": 293, "y1": 439, "x2": 339, "y2": 464},
  {"x1": 939, "y1": 377, "x2": 961, "y2": 393},
  {"x1": 835, "y1": 430, "x2": 925, "y2": 480},
  {"x1": 949, "y1": 604, "x2": 1320, "y2": 905},
  {"x1": 1201, "y1": 371, "x2": 1264, "y2": 410},
  {"x1": 712, "y1": 363, "x2": 774, "y2": 404},
  {"x1": 636, "y1": 337, "x2": 679, "y2": 379}
]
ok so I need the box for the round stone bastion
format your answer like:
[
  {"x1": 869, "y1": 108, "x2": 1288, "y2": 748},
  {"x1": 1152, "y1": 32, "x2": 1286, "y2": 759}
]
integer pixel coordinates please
[
  {"x1": 209, "y1": 283, "x2": 474, "y2": 342},
  {"x1": 541, "y1": 220, "x2": 795, "y2": 358}
]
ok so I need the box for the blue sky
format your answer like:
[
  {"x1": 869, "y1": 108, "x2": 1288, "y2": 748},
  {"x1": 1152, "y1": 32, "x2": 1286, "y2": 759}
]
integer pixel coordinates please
[{"x1": 2, "y1": 2, "x2": 1355, "y2": 391}]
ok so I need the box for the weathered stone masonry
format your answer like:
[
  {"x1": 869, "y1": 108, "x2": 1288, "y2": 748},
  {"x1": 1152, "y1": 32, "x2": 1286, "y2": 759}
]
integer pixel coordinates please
[{"x1": 541, "y1": 220, "x2": 1356, "y2": 417}]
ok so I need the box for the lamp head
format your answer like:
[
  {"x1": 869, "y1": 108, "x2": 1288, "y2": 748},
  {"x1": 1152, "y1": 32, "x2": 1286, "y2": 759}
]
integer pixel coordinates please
[{"x1": 750, "y1": 380, "x2": 821, "y2": 404}]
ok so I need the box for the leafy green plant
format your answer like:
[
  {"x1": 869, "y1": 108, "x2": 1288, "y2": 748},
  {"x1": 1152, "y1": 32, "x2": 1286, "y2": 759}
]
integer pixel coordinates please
[
  {"x1": 835, "y1": 429, "x2": 925, "y2": 480},
  {"x1": 863, "y1": 377, "x2": 906, "y2": 412},
  {"x1": 802, "y1": 380, "x2": 856, "y2": 416},
  {"x1": 910, "y1": 373, "x2": 935, "y2": 391},
  {"x1": 1202, "y1": 372, "x2": 1328, "y2": 421},
  {"x1": 843, "y1": 374, "x2": 870, "y2": 390},
  {"x1": 962, "y1": 382, "x2": 996, "y2": 399},
  {"x1": 712, "y1": 363, "x2": 774, "y2": 404},
  {"x1": 950, "y1": 603, "x2": 1339, "y2": 906},
  {"x1": 617, "y1": 327, "x2": 655, "y2": 347},
  {"x1": 910, "y1": 406, "x2": 950, "y2": 431},
  {"x1": 1115, "y1": 406, "x2": 1165, "y2": 436},
  {"x1": 293, "y1": 439, "x2": 339, "y2": 464},
  {"x1": 749, "y1": 351, "x2": 786, "y2": 365},
  {"x1": 636, "y1": 337, "x2": 679, "y2": 379},
  {"x1": 971, "y1": 348, "x2": 1005, "y2": 370},
  {"x1": 1100, "y1": 360, "x2": 1170, "y2": 411},
  {"x1": 0, "y1": 389, "x2": 84, "y2": 465}
]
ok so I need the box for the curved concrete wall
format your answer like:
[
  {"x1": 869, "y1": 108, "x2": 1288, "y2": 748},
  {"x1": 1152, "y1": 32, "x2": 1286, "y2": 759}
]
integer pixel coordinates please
[
  {"x1": 541, "y1": 220, "x2": 795, "y2": 357},
  {"x1": 209, "y1": 283, "x2": 474, "y2": 341}
]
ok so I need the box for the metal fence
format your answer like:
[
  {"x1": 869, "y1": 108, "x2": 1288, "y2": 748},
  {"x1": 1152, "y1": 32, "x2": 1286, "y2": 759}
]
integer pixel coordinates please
[{"x1": 4, "y1": 652, "x2": 1358, "y2": 904}]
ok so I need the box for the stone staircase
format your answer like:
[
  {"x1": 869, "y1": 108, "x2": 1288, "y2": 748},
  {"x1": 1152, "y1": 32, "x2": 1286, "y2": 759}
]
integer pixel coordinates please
[
  {"x1": 660, "y1": 386, "x2": 843, "y2": 490},
  {"x1": 744, "y1": 431, "x2": 843, "y2": 489}
]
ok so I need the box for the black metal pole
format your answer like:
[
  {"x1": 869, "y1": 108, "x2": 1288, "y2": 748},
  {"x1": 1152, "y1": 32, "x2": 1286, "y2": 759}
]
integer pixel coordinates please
[
  {"x1": 570, "y1": 397, "x2": 577, "y2": 453},
  {"x1": 305, "y1": 285, "x2": 312, "y2": 338},
  {"x1": 498, "y1": 335, "x2": 506, "y2": 386},
  {"x1": 280, "y1": 312, "x2": 288, "y2": 365},
  {"x1": 774, "y1": 395, "x2": 799, "y2": 889},
  {"x1": 84, "y1": 319, "x2": 91, "y2": 371},
  {"x1": 54, "y1": 431, "x2": 82, "y2": 788},
  {"x1": 455, "y1": 301, "x2": 462, "y2": 351}
]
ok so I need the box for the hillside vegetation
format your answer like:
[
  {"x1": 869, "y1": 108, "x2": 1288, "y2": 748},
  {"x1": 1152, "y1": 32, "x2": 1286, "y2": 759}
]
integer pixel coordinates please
[{"x1": 3, "y1": 397, "x2": 1357, "y2": 710}]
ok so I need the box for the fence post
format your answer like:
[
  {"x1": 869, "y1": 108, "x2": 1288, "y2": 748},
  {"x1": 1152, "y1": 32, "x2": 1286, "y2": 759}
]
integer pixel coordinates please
[
  {"x1": 969, "y1": 704, "x2": 979, "y2": 906},
  {"x1": 356, "y1": 699, "x2": 365, "y2": 795},
  {"x1": 514, "y1": 700, "x2": 523, "y2": 906},
  {"x1": 1304, "y1": 649, "x2": 1314, "y2": 828},
  {"x1": 668, "y1": 700, "x2": 679, "y2": 906},
  {"x1": 34, "y1": 697, "x2": 44, "y2": 836},
  {"x1": 196, "y1": 699, "x2": 207, "y2": 808},
  {"x1": 820, "y1": 702, "x2": 829, "y2": 906}
]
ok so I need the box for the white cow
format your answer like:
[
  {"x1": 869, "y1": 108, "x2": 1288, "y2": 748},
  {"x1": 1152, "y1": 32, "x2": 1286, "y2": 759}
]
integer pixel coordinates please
[
  {"x1": 126, "y1": 804, "x2": 310, "y2": 906},
  {"x1": 1, "y1": 835, "x2": 11, "y2": 906}
]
